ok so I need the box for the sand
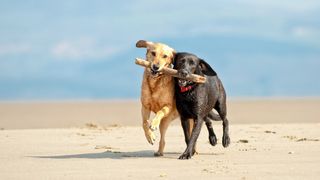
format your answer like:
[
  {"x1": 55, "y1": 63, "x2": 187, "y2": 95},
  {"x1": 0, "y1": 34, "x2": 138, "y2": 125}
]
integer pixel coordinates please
[
  {"x1": 0, "y1": 99, "x2": 320, "y2": 179},
  {"x1": 1, "y1": 99, "x2": 320, "y2": 129}
]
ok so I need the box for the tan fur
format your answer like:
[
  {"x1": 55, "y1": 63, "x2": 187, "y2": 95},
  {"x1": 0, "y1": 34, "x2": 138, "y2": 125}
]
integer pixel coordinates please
[
  {"x1": 137, "y1": 40, "x2": 178, "y2": 156},
  {"x1": 187, "y1": 118, "x2": 198, "y2": 155}
]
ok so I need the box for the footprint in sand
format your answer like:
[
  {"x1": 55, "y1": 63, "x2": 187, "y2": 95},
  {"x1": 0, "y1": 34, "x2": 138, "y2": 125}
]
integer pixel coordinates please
[
  {"x1": 282, "y1": 135, "x2": 319, "y2": 142},
  {"x1": 295, "y1": 138, "x2": 319, "y2": 142},
  {"x1": 264, "y1": 130, "x2": 276, "y2": 134},
  {"x1": 237, "y1": 139, "x2": 249, "y2": 143},
  {"x1": 94, "y1": 145, "x2": 119, "y2": 150}
]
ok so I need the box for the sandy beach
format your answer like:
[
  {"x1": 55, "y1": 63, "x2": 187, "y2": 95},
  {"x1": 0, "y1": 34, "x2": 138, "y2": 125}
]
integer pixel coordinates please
[
  {"x1": 0, "y1": 99, "x2": 320, "y2": 179},
  {"x1": 1, "y1": 99, "x2": 319, "y2": 129}
]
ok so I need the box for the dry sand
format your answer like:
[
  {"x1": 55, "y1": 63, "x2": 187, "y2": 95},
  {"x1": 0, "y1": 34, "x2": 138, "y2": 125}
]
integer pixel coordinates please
[
  {"x1": 0, "y1": 99, "x2": 320, "y2": 179},
  {"x1": 1, "y1": 99, "x2": 320, "y2": 129}
]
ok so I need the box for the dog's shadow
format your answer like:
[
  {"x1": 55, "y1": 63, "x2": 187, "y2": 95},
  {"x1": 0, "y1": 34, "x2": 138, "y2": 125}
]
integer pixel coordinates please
[{"x1": 31, "y1": 150, "x2": 182, "y2": 160}]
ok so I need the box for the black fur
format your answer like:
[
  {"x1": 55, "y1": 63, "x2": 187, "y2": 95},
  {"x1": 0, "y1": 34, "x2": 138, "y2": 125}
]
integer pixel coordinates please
[{"x1": 174, "y1": 52, "x2": 230, "y2": 160}]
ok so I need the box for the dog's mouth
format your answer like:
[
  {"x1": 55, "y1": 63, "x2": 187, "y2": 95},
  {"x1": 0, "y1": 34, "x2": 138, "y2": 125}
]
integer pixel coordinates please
[
  {"x1": 149, "y1": 64, "x2": 167, "y2": 77},
  {"x1": 149, "y1": 68, "x2": 162, "y2": 77},
  {"x1": 178, "y1": 79, "x2": 192, "y2": 87}
]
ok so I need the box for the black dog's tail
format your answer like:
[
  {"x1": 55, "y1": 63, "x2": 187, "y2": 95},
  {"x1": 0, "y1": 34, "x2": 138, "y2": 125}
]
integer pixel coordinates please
[{"x1": 207, "y1": 111, "x2": 222, "y2": 121}]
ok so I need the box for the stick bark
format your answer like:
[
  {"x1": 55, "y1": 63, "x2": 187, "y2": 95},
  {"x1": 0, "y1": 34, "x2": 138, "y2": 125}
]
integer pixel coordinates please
[{"x1": 135, "y1": 58, "x2": 206, "y2": 83}]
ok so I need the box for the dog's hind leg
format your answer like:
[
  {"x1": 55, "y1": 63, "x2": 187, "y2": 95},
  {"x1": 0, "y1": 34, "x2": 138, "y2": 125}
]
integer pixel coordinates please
[
  {"x1": 142, "y1": 106, "x2": 156, "y2": 145},
  {"x1": 207, "y1": 111, "x2": 222, "y2": 121},
  {"x1": 188, "y1": 119, "x2": 199, "y2": 155},
  {"x1": 181, "y1": 118, "x2": 198, "y2": 155},
  {"x1": 205, "y1": 111, "x2": 221, "y2": 146},
  {"x1": 214, "y1": 97, "x2": 230, "y2": 148},
  {"x1": 180, "y1": 118, "x2": 199, "y2": 155},
  {"x1": 204, "y1": 116, "x2": 217, "y2": 146},
  {"x1": 154, "y1": 116, "x2": 173, "y2": 156}
]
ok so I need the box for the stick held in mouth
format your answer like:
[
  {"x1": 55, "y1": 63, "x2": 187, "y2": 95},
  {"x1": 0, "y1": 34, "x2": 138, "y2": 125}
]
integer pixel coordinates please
[{"x1": 135, "y1": 58, "x2": 206, "y2": 84}]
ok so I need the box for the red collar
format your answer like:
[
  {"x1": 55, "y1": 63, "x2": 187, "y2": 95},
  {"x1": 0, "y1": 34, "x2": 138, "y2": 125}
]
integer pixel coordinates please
[{"x1": 180, "y1": 84, "x2": 195, "y2": 93}]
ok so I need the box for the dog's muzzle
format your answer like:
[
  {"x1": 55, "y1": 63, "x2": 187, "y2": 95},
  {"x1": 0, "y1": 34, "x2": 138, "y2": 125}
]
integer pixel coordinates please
[
  {"x1": 151, "y1": 68, "x2": 158, "y2": 76},
  {"x1": 150, "y1": 64, "x2": 164, "y2": 77},
  {"x1": 150, "y1": 68, "x2": 162, "y2": 77},
  {"x1": 177, "y1": 69, "x2": 191, "y2": 86}
]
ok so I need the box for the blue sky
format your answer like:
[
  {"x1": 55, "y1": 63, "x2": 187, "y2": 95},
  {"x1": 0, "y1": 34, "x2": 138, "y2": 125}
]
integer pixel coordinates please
[{"x1": 0, "y1": 0, "x2": 319, "y2": 100}]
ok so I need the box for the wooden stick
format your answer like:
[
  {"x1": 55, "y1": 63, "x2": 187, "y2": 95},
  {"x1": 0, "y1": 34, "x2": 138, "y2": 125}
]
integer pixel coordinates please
[{"x1": 135, "y1": 58, "x2": 206, "y2": 83}]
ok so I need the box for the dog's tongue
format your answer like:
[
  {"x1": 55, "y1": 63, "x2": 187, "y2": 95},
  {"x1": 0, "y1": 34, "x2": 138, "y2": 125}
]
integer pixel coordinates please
[{"x1": 180, "y1": 85, "x2": 192, "y2": 93}]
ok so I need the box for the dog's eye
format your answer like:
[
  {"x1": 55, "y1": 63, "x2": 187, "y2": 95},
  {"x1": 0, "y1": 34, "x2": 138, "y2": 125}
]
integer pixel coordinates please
[
  {"x1": 189, "y1": 61, "x2": 195, "y2": 65},
  {"x1": 163, "y1": 55, "x2": 167, "y2": 58},
  {"x1": 151, "y1": 51, "x2": 156, "y2": 56}
]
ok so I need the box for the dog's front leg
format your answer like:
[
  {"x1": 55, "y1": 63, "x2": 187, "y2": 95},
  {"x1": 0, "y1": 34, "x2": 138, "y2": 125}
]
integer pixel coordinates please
[
  {"x1": 179, "y1": 117, "x2": 204, "y2": 160},
  {"x1": 142, "y1": 106, "x2": 156, "y2": 145},
  {"x1": 180, "y1": 118, "x2": 191, "y2": 146},
  {"x1": 150, "y1": 106, "x2": 170, "y2": 131}
]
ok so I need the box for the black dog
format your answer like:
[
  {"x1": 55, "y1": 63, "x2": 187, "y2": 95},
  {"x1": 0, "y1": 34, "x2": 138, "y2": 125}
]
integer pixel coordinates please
[{"x1": 174, "y1": 52, "x2": 230, "y2": 159}]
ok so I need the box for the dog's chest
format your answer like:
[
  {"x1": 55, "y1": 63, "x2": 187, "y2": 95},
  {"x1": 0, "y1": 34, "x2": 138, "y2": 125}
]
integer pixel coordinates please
[
  {"x1": 177, "y1": 91, "x2": 198, "y2": 116},
  {"x1": 144, "y1": 75, "x2": 175, "y2": 112}
]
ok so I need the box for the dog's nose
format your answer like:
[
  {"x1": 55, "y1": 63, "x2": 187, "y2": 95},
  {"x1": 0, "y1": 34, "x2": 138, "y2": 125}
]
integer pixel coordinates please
[
  {"x1": 152, "y1": 64, "x2": 159, "y2": 71},
  {"x1": 179, "y1": 70, "x2": 189, "y2": 77}
]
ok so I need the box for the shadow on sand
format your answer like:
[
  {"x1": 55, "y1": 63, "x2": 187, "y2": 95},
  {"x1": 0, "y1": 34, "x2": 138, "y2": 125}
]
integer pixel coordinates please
[
  {"x1": 30, "y1": 150, "x2": 183, "y2": 160},
  {"x1": 30, "y1": 151, "x2": 223, "y2": 160}
]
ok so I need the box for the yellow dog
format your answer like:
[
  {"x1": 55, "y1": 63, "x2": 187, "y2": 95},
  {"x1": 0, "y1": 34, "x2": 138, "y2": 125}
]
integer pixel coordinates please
[{"x1": 136, "y1": 40, "x2": 178, "y2": 156}]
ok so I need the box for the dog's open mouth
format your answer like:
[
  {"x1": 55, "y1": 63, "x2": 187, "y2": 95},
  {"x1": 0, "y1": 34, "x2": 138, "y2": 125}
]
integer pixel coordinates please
[{"x1": 178, "y1": 79, "x2": 191, "y2": 87}]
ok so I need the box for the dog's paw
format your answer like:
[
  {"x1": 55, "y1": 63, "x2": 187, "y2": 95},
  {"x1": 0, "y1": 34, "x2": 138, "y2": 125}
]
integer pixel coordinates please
[
  {"x1": 178, "y1": 152, "x2": 192, "y2": 160},
  {"x1": 149, "y1": 123, "x2": 159, "y2": 132},
  {"x1": 154, "y1": 152, "x2": 164, "y2": 157},
  {"x1": 209, "y1": 134, "x2": 217, "y2": 146},
  {"x1": 222, "y1": 135, "x2": 230, "y2": 147},
  {"x1": 145, "y1": 130, "x2": 156, "y2": 145}
]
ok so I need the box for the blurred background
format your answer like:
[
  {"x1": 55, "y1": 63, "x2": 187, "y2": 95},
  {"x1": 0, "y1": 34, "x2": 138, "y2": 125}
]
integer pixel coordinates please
[{"x1": 1, "y1": 0, "x2": 320, "y2": 101}]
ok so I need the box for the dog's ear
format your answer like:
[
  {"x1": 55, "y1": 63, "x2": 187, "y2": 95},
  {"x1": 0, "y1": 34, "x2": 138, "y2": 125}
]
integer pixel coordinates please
[
  {"x1": 136, "y1": 40, "x2": 154, "y2": 48},
  {"x1": 171, "y1": 50, "x2": 177, "y2": 64},
  {"x1": 199, "y1": 59, "x2": 217, "y2": 76},
  {"x1": 172, "y1": 52, "x2": 180, "y2": 68},
  {"x1": 172, "y1": 50, "x2": 176, "y2": 57}
]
